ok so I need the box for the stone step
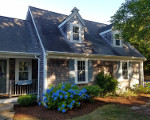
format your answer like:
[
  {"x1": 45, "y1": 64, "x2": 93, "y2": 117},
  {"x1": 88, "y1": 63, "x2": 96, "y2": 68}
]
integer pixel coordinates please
[
  {"x1": 0, "y1": 103, "x2": 14, "y2": 113},
  {"x1": 0, "y1": 111, "x2": 15, "y2": 120}
]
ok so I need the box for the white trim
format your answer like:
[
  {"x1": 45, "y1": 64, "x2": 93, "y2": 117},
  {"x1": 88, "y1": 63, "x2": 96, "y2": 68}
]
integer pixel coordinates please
[
  {"x1": 74, "y1": 59, "x2": 88, "y2": 84},
  {"x1": 6, "y1": 59, "x2": 9, "y2": 94},
  {"x1": 15, "y1": 59, "x2": 32, "y2": 81},
  {"x1": 29, "y1": 7, "x2": 47, "y2": 95},
  {"x1": 46, "y1": 51, "x2": 146, "y2": 61},
  {"x1": 112, "y1": 30, "x2": 123, "y2": 47},
  {"x1": 118, "y1": 60, "x2": 129, "y2": 82},
  {"x1": 70, "y1": 23, "x2": 82, "y2": 43},
  {"x1": 99, "y1": 29, "x2": 111, "y2": 35},
  {"x1": 140, "y1": 61, "x2": 144, "y2": 86},
  {"x1": 58, "y1": 11, "x2": 85, "y2": 28}
]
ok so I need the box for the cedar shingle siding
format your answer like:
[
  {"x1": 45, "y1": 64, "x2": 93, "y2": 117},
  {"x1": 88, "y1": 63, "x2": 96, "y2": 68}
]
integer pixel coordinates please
[{"x1": 47, "y1": 59, "x2": 69, "y2": 87}]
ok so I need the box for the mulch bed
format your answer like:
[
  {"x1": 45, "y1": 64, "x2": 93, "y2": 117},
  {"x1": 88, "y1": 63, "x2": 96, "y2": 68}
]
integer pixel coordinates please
[{"x1": 13, "y1": 94, "x2": 150, "y2": 120}]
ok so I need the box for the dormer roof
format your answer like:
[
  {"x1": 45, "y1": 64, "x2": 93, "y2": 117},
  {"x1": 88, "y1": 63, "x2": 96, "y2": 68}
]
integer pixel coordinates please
[{"x1": 58, "y1": 7, "x2": 85, "y2": 28}]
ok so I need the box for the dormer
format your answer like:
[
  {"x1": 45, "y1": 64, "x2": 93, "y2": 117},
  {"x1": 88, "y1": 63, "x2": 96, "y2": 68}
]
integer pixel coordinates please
[
  {"x1": 99, "y1": 27, "x2": 123, "y2": 47},
  {"x1": 111, "y1": 30, "x2": 123, "y2": 47},
  {"x1": 58, "y1": 7, "x2": 85, "y2": 43}
]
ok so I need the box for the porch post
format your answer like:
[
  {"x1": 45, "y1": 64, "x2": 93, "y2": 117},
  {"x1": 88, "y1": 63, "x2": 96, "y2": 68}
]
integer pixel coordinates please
[{"x1": 9, "y1": 80, "x2": 12, "y2": 98}]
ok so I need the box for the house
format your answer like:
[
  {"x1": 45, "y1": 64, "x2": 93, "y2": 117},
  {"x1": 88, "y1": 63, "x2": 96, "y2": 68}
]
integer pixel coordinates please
[{"x1": 0, "y1": 6, "x2": 146, "y2": 100}]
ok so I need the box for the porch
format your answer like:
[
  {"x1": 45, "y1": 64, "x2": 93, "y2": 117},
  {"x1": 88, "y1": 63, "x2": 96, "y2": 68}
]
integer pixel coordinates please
[{"x1": 0, "y1": 58, "x2": 38, "y2": 97}]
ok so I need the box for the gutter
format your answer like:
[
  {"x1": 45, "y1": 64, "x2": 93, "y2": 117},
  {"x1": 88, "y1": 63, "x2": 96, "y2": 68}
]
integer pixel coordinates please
[
  {"x1": 0, "y1": 51, "x2": 39, "y2": 56},
  {"x1": 35, "y1": 55, "x2": 40, "y2": 101},
  {"x1": 46, "y1": 51, "x2": 146, "y2": 61}
]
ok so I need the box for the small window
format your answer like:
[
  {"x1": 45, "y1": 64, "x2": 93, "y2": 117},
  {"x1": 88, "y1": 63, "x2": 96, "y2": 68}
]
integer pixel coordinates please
[
  {"x1": 77, "y1": 61, "x2": 85, "y2": 82},
  {"x1": 122, "y1": 62, "x2": 128, "y2": 79},
  {"x1": 73, "y1": 26, "x2": 79, "y2": 41},
  {"x1": 116, "y1": 39, "x2": 121, "y2": 46},
  {"x1": 19, "y1": 62, "x2": 29, "y2": 80}
]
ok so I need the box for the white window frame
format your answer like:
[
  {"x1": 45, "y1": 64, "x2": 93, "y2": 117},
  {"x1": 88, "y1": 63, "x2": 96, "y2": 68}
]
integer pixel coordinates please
[
  {"x1": 70, "y1": 23, "x2": 82, "y2": 43},
  {"x1": 15, "y1": 59, "x2": 32, "y2": 81},
  {"x1": 119, "y1": 61, "x2": 129, "y2": 81},
  {"x1": 74, "y1": 59, "x2": 88, "y2": 84},
  {"x1": 112, "y1": 30, "x2": 123, "y2": 47}
]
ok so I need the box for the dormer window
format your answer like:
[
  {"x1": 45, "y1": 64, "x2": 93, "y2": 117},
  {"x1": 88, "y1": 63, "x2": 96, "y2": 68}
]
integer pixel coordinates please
[
  {"x1": 115, "y1": 39, "x2": 121, "y2": 46},
  {"x1": 70, "y1": 24, "x2": 81, "y2": 43},
  {"x1": 73, "y1": 26, "x2": 79, "y2": 41}
]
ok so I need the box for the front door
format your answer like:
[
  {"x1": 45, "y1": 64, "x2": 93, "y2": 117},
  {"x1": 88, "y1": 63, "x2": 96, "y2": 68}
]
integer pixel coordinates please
[{"x1": 0, "y1": 60, "x2": 7, "y2": 94}]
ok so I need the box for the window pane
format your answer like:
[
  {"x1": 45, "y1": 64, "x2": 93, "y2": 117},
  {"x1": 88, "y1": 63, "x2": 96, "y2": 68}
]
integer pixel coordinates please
[
  {"x1": 19, "y1": 62, "x2": 28, "y2": 71},
  {"x1": 122, "y1": 62, "x2": 128, "y2": 79},
  {"x1": 73, "y1": 26, "x2": 79, "y2": 41},
  {"x1": 116, "y1": 39, "x2": 120, "y2": 46},
  {"x1": 77, "y1": 61, "x2": 85, "y2": 82},
  {"x1": 19, "y1": 72, "x2": 28, "y2": 80}
]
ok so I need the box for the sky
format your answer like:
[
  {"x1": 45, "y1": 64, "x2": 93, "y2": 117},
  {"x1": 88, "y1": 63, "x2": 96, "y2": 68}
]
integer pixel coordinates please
[{"x1": 0, "y1": 0, "x2": 125, "y2": 24}]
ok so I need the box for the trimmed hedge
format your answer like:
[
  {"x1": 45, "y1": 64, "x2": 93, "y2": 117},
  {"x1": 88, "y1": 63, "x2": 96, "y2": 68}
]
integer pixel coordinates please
[{"x1": 17, "y1": 94, "x2": 37, "y2": 106}]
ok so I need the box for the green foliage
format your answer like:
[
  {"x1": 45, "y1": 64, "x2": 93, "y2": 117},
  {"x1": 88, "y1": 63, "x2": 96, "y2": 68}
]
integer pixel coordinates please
[
  {"x1": 133, "y1": 83, "x2": 150, "y2": 94},
  {"x1": 96, "y1": 71, "x2": 118, "y2": 94},
  {"x1": 117, "y1": 89, "x2": 137, "y2": 98},
  {"x1": 40, "y1": 83, "x2": 89, "y2": 113},
  {"x1": 83, "y1": 85, "x2": 104, "y2": 98},
  {"x1": 17, "y1": 94, "x2": 37, "y2": 106},
  {"x1": 111, "y1": 0, "x2": 150, "y2": 74}
]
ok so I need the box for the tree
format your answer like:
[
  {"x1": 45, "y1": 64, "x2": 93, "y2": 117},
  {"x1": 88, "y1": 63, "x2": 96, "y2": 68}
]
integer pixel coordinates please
[{"x1": 111, "y1": 0, "x2": 150, "y2": 74}]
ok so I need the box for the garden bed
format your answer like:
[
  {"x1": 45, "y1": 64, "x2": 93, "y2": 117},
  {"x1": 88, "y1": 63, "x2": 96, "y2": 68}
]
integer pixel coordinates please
[{"x1": 13, "y1": 94, "x2": 150, "y2": 120}]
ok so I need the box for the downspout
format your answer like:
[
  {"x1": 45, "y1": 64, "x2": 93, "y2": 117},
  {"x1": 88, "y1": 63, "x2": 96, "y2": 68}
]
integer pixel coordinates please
[{"x1": 35, "y1": 55, "x2": 40, "y2": 101}]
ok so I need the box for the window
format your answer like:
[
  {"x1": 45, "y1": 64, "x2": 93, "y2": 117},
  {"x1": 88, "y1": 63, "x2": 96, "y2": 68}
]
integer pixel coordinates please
[
  {"x1": 75, "y1": 60, "x2": 88, "y2": 84},
  {"x1": 15, "y1": 59, "x2": 32, "y2": 81},
  {"x1": 116, "y1": 39, "x2": 121, "y2": 46},
  {"x1": 122, "y1": 62, "x2": 128, "y2": 79},
  {"x1": 73, "y1": 26, "x2": 79, "y2": 41},
  {"x1": 70, "y1": 24, "x2": 81, "y2": 43},
  {"x1": 77, "y1": 61, "x2": 85, "y2": 82},
  {"x1": 19, "y1": 62, "x2": 28, "y2": 80}
]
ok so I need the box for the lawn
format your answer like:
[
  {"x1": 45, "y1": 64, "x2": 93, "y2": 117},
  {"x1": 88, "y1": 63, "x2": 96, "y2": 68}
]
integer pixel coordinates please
[{"x1": 73, "y1": 104, "x2": 150, "y2": 120}]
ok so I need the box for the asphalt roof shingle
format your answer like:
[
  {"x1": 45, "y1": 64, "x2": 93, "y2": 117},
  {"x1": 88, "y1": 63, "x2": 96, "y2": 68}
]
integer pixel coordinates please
[{"x1": 0, "y1": 16, "x2": 38, "y2": 54}]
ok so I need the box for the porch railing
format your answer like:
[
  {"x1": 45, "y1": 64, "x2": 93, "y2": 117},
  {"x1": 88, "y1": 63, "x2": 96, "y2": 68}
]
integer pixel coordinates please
[{"x1": 9, "y1": 79, "x2": 38, "y2": 97}]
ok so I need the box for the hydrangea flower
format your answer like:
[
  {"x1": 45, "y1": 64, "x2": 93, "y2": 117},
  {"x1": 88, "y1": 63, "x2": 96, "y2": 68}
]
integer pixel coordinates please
[
  {"x1": 62, "y1": 85, "x2": 65, "y2": 89},
  {"x1": 72, "y1": 100, "x2": 75, "y2": 104},
  {"x1": 62, "y1": 109, "x2": 66, "y2": 113},
  {"x1": 64, "y1": 95, "x2": 68, "y2": 99},
  {"x1": 70, "y1": 95, "x2": 73, "y2": 98},
  {"x1": 38, "y1": 102, "x2": 41, "y2": 106},
  {"x1": 62, "y1": 104, "x2": 65, "y2": 108},
  {"x1": 54, "y1": 97, "x2": 57, "y2": 101},
  {"x1": 58, "y1": 107, "x2": 61, "y2": 111},
  {"x1": 60, "y1": 95, "x2": 63, "y2": 99},
  {"x1": 42, "y1": 93, "x2": 45, "y2": 96},
  {"x1": 45, "y1": 105, "x2": 47, "y2": 108}
]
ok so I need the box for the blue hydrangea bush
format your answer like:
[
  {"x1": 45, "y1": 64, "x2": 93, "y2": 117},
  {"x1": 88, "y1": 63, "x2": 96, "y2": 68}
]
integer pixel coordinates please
[{"x1": 39, "y1": 83, "x2": 89, "y2": 113}]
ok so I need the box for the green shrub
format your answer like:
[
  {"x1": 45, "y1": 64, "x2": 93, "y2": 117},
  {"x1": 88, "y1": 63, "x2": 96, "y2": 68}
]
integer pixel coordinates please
[
  {"x1": 40, "y1": 83, "x2": 89, "y2": 113},
  {"x1": 17, "y1": 94, "x2": 37, "y2": 106},
  {"x1": 133, "y1": 83, "x2": 150, "y2": 94},
  {"x1": 83, "y1": 85, "x2": 103, "y2": 98},
  {"x1": 117, "y1": 89, "x2": 137, "y2": 98},
  {"x1": 96, "y1": 71, "x2": 118, "y2": 94}
]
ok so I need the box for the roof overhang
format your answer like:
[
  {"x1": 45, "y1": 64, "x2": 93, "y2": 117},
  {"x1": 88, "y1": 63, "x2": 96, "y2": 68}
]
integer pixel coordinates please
[
  {"x1": 0, "y1": 51, "x2": 39, "y2": 58},
  {"x1": 46, "y1": 51, "x2": 146, "y2": 61}
]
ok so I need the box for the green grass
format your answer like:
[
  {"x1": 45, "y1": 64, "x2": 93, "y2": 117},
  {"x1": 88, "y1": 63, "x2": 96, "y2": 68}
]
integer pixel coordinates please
[{"x1": 72, "y1": 104, "x2": 150, "y2": 120}]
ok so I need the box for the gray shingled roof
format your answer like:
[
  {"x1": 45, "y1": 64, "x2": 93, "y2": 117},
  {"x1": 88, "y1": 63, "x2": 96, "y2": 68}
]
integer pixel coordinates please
[
  {"x1": 29, "y1": 6, "x2": 144, "y2": 58},
  {"x1": 0, "y1": 16, "x2": 38, "y2": 54}
]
